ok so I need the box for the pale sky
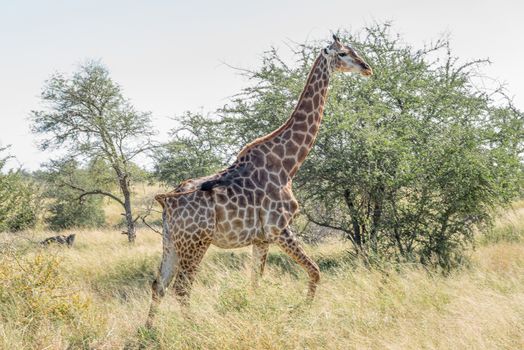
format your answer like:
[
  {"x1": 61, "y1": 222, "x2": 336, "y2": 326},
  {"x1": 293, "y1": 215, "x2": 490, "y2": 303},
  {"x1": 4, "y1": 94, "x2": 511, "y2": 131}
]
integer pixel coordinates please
[{"x1": 1, "y1": 0, "x2": 523, "y2": 170}]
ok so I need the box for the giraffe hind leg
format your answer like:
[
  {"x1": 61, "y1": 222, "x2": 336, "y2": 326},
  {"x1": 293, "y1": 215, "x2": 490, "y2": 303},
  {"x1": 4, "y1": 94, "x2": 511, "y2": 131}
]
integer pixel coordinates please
[
  {"x1": 146, "y1": 245, "x2": 178, "y2": 328},
  {"x1": 274, "y1": 228, "x2": 320, "y2": 300}
]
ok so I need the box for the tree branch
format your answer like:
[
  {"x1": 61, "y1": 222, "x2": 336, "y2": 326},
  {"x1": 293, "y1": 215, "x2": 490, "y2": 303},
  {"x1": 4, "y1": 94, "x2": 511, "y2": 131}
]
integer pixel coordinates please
[
  {"x1": 133, "y1": 201, "x2": 162, "y2": 235},
  {"x1": 77, "y1": 190, "x2": 125, "y2": 207},
  {"x1": 63, "y1": 181, "x2": 125, "y2": 207},
  {"x1": 140, "y1": 216, "x2": 162, "y2": 235},
  {"x1": 302, "y1": 211, "x2": 350, "y2": 234}
]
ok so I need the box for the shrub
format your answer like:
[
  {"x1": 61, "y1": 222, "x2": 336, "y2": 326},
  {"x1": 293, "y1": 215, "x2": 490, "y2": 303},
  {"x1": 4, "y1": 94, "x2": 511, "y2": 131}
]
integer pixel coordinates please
[
  {"x1": 0, "y1": 148, "x2": 40, "y2": 232},
  {"x1": 0, "y1": 249, "x2": 90, "y2": 324},
  {"x1": 36, "y1": 159, "x2": 106, "y2": 230}
]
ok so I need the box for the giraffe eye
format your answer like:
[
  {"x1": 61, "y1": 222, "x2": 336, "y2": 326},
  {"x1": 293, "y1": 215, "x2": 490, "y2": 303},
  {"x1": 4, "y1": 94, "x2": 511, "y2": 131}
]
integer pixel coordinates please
[{"x1": 338, "y1": 52, "x2": 348, "y2": 57}]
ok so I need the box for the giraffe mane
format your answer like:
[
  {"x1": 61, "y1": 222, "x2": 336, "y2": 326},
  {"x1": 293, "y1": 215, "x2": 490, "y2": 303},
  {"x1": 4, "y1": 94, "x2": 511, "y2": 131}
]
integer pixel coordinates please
[{"x1": 237, "y1": 54, "x2": 324, "y2": 158}]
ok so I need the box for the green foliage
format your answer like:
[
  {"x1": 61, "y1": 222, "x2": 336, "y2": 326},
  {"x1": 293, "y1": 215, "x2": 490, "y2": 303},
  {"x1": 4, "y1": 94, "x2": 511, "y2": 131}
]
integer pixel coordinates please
[
  {"x1": 296, "y1": 27, "x2": 522, "y2": 268},
  {"x1": 0, "y1": 147, "x2": 40, "y2": 232},
  {"x1": 31, "y1": 61, "x2": 155, "y2": 158},
  {"x1": 155, "y1": 112, "x2": 232, "y2": 185},
  {"x1": 156, "y1": 24, "x2": 523, "y2": 268},
  {"x1": 36, "y1": 159, "x2": 106, "y2": 230}
]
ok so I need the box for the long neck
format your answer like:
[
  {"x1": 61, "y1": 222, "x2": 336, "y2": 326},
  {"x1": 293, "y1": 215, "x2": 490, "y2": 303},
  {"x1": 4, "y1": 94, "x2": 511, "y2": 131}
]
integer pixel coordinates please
[
  {"x1": 284, "y1": 53, "x2": 331, "y2": 176},
  {"x1": 238, "y1": 53, "x2": 331, "y2": 178}
]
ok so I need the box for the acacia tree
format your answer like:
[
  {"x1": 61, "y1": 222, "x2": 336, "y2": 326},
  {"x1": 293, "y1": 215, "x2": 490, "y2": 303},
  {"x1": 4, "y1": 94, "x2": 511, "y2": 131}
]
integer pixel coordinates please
[{"x1": 31, "y1": 61, "x2": 155, "y2": 242}]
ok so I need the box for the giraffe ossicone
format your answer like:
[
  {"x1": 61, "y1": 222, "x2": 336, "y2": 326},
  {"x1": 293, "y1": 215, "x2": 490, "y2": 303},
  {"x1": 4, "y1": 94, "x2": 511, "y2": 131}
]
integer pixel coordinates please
[{"x1": 146, "y1": 35, "x2": 372, "y2": 327}]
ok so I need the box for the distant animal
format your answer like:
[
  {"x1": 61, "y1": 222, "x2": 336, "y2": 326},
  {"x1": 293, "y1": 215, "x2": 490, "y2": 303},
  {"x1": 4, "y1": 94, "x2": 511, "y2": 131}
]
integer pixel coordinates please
[
  {"x1": 40, "y1": 233, "x2": 76, "y2": 247},
  {"x1": 146, "y1": 35, "x2": 373, "y2": 328}
]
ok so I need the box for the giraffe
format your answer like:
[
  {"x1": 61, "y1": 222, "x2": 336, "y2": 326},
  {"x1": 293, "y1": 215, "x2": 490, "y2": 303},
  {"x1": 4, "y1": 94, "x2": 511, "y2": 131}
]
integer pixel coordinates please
[{"x1": 146, "y1": 35, "x2": 372, "y2": 326}]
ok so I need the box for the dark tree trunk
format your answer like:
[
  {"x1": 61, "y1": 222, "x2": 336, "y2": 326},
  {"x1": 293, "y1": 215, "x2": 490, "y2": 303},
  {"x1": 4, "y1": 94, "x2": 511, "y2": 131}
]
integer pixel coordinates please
[
  {"x1": 344, "y1": 189, "x2": 362, "y2": 249},
  {"x1": 369, "y1": 184, "x2": 385, "y2": 253},
  {"x1": 369, "y1": 201, "x2": 381, "y2": 251},
  {"x1": 389, "y1": 196, "x2": 406, "y2": 257},
  {"x1": 120, "y1": 176, "x2": 136, "y2": 243},
  {"x1": 351, "y1": 214, "x2": 362, "y2": 248}
]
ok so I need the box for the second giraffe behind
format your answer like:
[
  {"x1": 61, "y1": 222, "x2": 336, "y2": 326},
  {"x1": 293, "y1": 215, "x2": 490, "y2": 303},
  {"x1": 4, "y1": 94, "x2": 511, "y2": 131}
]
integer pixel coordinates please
[{"x1": 147, "y1": 35, "x2": 372, "y2": 327}]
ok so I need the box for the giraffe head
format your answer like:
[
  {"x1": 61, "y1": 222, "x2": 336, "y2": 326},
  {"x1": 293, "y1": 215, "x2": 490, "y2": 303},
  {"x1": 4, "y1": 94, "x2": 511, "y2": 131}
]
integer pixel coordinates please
[{"x1": 324, "y1": 34, "x2": 373, "y2": 76}]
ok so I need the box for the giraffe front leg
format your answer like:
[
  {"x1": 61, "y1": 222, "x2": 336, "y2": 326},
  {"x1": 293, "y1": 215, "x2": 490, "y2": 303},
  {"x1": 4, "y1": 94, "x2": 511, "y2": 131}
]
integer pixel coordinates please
[
  {"x1": 251, "y1": 242, "x2": 269, "y2": 289},
  {"x1": 274, "y1": 228, "x2": 320, "y2": 300},
  {"x1": 146, "y1": 245, "x2": 178, "y2": 328}
]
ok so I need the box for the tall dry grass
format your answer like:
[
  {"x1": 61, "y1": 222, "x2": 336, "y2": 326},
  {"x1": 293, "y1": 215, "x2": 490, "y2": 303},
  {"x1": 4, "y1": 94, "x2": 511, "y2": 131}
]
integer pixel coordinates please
[{"x1": 0, "y1": 202, "x2": 523, "y2": 349}]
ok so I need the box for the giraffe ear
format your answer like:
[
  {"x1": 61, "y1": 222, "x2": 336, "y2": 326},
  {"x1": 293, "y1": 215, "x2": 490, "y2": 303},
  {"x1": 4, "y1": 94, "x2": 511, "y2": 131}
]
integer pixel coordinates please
[{"x1": 331, "y1": 34, "x2": 343, "y2": 50}]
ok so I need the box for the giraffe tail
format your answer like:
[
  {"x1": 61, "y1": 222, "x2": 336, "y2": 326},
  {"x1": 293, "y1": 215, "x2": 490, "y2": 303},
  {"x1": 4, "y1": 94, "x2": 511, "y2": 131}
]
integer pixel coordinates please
[
  {"x1": 154, "y1": 189, "x2": 200, "y2": 209},
  {"x1": 200, "y1": 179, "x2": 222, "y2": 191},
  {"x1": 155, "y1": 194, "x2": 167, "y2": 208}
]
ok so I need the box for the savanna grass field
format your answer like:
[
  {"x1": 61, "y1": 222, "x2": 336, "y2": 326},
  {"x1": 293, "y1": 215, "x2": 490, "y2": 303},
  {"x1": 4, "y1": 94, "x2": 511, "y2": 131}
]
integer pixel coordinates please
[
  {"x1": 3, "y1": 1, "x2": 524, "y2": 349},
  {"x1": 1, "y1": 192, "x2": 523, "y2": 349}
]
